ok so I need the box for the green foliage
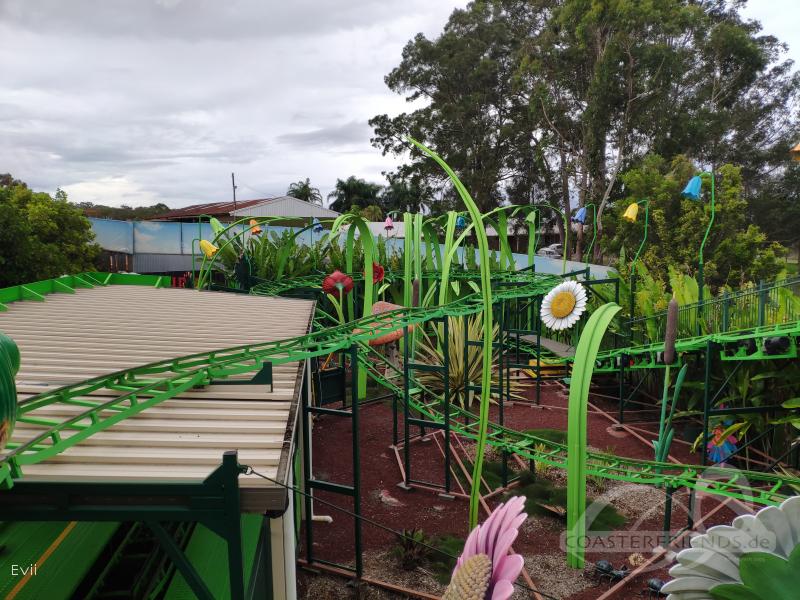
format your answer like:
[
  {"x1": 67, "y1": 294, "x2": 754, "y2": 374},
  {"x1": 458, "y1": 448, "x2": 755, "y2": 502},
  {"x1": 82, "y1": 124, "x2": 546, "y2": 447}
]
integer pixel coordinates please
[
  {"x1": 327, "y1": 176, "x2": 382, "y2": 213},
  {"x1": 372, "y1": 1, "x2": 799, "y2": 252},
  {"x1": 286, "y1": 178, "x2": 322, "y2": 204},
  {"x1": 74, "y1": 201, "x2": 170, "y2": 220},
  {"x1": 0, "y1": 177, "x2": 100, "y2": 287},
  {"x1": 391, "y1": 528, "x2": 429, "y2": 571},
  {"x1": 524, "y1": 428, "x2": 567, "y2": 444},
  {"x1": 604, "y1": 155, "x2": 786, "y2": 291},
  {"x1": 710, "y1": 546, "x2": 800, "y2": 600},
  {"x1": 414, "y1": 314, "x2": 529, "y2": 409},
  {"x1": 428, "y1": 534, "x2": 465, "y2": 584}
]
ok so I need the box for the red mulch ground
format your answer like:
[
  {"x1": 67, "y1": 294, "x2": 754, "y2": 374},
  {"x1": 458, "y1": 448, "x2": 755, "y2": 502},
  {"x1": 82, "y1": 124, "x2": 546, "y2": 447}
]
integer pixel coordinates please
[{"x1": 298, "y1": 377, "x2": 742, "y2": 599}]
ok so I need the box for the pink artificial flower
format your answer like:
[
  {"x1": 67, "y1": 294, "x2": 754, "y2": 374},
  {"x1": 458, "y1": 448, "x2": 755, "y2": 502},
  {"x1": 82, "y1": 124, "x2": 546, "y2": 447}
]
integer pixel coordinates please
[
  {"x1": 321, "y1": 270, "x2": 354, "y2": 295},
  {"x1": 447, "y1": 496, "x2": 527, "y2": 600},
  {"x1": 384, "y1": 216, "x2": 394, "y2": 231}
]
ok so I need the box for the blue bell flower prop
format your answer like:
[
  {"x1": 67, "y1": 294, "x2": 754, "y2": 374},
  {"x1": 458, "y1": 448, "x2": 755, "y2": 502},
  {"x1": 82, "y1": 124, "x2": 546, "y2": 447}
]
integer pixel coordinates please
[
  {"x1": 681, "y1": 175, "x2": 703, "y2": 201},
  {"x1": 312, "y1": 218, "x2": 324, "y2": 234},
  {"x1": 572, "y1": 207, "x2": 587, "y2": 224},
  {"x1": 455, "y1": 214, "x2": 467, "y2": 229}
]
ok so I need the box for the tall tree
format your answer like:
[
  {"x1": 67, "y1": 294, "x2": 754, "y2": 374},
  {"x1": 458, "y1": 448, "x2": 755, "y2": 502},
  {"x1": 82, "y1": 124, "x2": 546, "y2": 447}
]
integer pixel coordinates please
[
  {"x1": 371, "y1": 0, "x2": 799, "y2": 258},
  {"x1": 286, "y1": 178, "x2": 323, "y2": 205},
  {"x1": 327, "y1": 176, "x2": 383, "y2": 213},
  {"x1": 0, "y1": 178, "x2": 101, "y2": 287},
  {"x1": 602, "y1": 154, "x2": 785, "y2": 290}
]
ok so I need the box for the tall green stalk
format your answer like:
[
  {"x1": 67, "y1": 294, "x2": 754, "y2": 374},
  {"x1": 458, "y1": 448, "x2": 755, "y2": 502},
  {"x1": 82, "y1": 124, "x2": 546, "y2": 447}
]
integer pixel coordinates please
[
  {"x1": 408, "y1": 137, "x2": 492, "y2": 529},
  {"x1": 566, "y1": 302, "x2": 621, "y2": 568}
]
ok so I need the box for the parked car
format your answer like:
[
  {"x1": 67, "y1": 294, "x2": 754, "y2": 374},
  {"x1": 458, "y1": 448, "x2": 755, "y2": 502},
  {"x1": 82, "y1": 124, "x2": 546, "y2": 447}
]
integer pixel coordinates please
[{"x1": 537, "y1": 243, "x2": 562, "y2": 258}]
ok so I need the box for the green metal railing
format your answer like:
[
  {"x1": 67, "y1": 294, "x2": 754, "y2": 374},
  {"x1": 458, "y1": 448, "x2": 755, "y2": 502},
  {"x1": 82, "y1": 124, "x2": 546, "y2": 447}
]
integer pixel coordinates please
[{"x1": 627, "y1": 277, "x2": 800, "y2": 347}]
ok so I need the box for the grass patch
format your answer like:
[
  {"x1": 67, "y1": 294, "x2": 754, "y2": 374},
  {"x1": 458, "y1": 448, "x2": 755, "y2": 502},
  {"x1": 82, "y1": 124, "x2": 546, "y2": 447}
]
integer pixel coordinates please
[
  {"x1": 508, "y1": 471, "x2": 626, "y2": 532},
  {"x1": 524, "y1": 428, "x2": 568, "y2": 444}
]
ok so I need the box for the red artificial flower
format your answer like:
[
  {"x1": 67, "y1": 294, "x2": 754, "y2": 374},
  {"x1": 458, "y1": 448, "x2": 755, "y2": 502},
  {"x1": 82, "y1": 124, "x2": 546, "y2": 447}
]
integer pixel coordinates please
[
  {"x1": 370, "y1": 263, "x2": 385, "y2": 284},
  {"x1": 322, "y1": 270, "x2": 354, "y2": 295}
]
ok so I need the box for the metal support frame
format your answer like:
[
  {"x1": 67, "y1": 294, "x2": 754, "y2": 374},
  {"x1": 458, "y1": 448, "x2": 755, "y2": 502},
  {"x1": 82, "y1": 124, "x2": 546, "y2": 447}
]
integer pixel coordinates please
[
  {"x1": 301, "y1": 344, "x2": 363, "y2": 578},
  {"x1": 402, "y1": 319, "x2": 453, "y2": 497},
  {"x1": 0, "y1": 450, "x2": 249, "y2": 600}
]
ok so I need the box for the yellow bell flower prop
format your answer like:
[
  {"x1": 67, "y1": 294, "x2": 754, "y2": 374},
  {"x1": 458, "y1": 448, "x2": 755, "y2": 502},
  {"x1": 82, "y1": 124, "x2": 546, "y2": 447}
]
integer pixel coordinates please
[
  {"x1": 791, "y1": 142, "x2": 800, "y2": 162},
  {"x1": 199, "y1": 240, "x2": 218, "y2": 259},
  {"x1": 249, "y1": 219, "x2": 262, "y2": 235},
  {"x1": 622, "y1": 202, "x2": 639, "y2": 222}
]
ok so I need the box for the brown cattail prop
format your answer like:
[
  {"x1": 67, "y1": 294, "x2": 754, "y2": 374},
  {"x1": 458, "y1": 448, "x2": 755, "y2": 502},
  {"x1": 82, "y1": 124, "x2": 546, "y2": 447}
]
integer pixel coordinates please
[
  {"x1": 664, "y1": 297, "x2": 678, "y2": 364},
  {"x1": 412, "y1": 278, "x2": 420, "y2": 307}
]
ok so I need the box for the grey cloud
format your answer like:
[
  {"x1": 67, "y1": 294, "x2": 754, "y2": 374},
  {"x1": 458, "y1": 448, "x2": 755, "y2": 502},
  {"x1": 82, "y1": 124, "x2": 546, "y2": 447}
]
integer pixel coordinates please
[
  {"x1": 0, "y1": 0, "x2": 418, "y2": 40},
  {"x1": 277, "y1": 121, "x2": 371, "y2": 148}
]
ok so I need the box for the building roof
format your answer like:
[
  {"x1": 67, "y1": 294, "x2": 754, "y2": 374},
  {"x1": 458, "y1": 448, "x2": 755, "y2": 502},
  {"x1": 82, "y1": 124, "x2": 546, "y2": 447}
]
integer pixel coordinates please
[
  {"x1": 3, "y1": 283, "x2": 314, "y2": 512},
  {"x1": 230, "y1": 196, "x2": 339, "y2": 219},
  {"x1": 152, "y1": 196, "x2": 339, "y2": 220},
  {"x1": 152, "y1": 198, "x2": 267, "y2": 220}
]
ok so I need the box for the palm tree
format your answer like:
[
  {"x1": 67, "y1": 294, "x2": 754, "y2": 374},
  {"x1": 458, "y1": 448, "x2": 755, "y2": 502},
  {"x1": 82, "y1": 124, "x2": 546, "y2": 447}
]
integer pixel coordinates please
[
  {"x1": 287, "y1": 178, "x2": 323, "y2": 205},
  {"x1": 327, "y1": 176, "x2": 383, "y2": 213}
]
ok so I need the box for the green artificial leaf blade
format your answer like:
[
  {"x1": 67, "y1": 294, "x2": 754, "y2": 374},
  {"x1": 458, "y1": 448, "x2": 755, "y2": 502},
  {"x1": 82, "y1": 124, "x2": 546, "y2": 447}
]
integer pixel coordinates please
[
  {"x1": 709, "y1": 583, "x2": 766, "y2": 600},
  {"x1": 738, "y1": 552, "x2": 800, "y2": 599}
]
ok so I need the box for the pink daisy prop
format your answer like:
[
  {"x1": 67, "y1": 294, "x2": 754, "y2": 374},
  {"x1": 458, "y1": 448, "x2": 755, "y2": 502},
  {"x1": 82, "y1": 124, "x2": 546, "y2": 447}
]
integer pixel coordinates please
[{"x1": 444, "y1": 496, "x2": 527, "y2": 600}]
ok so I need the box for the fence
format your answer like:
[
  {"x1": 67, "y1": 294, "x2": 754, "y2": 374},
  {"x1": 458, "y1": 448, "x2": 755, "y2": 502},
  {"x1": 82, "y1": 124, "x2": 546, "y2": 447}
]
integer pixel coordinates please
[{"x1": 627, "y1": 277, "x2": 800, "y2": 346}]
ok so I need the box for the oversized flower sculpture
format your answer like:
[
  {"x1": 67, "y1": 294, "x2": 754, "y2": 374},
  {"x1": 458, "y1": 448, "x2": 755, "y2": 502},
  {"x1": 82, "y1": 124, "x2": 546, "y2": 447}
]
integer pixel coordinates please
[
  {"x1": 661, "y1": 495, "x2": 800, "y2": 600},
  {"x1": 322, "y1": 270, "x2": 354, "y2": 295},
  {"x1": 540, "y1": 281, "x2": 587, "y2": 331},
  {"x1": 443, "y1": 496, "x2": 527, "y2": 600}
]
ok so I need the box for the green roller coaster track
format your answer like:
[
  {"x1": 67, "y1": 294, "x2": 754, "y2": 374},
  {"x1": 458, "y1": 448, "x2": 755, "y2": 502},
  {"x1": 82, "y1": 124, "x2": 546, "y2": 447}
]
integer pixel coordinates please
[{"x1": 3, "y1": 270, "x2": 799, "y2": 509}]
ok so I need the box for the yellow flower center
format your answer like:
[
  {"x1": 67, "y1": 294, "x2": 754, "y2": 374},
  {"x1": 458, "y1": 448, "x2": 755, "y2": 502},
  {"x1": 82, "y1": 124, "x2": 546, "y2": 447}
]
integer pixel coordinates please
[{"x1": 551, "y1": 291, "x2": 576, "y2": 318}]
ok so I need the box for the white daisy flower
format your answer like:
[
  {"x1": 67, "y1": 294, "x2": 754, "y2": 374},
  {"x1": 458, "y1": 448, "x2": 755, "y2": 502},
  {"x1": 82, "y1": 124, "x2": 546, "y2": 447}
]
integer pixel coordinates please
[
  {"x1": 661, "y1": 495, "x2": 800, "y2": 599},
  {"x1": 540, "y1": 280, "x2": 587, "y2": 331}
]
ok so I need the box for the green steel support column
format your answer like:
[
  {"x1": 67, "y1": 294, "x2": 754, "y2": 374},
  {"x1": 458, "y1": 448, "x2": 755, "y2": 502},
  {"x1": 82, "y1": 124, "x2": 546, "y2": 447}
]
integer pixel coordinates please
[
  {"x1": 402, "y1": 325, "x2": 411, "y2": 489},
  {"x1": 722, "y1": 291, "x2": 730, "y2": 332},
  {"x1": 350, "y1": 344, "x2": 363, "y2": 579},
  {"x1": 498, "y1": 297, "x2": 508, "y2": 488},
  {"x1": 618, "y1": 358, "x2": 626, "y2": 424},
  {"x1": 701, "y1": 340, "x2": 713, "y2": 467},
  {"x1": 442, "y1": 316, "x2": 452, "y2": 496},
  {"x1": 222, "y1": 451, "x2": 245, "y2": 600},
  {"x1": 147, "y1": 521, "x2": 215, "y2": 600},
  {"x1": 696, "y1": 171, "x2": 716, "y2": 322},
  {"x1": 301, "y1": 363, "x2": 314, "y2": 566},
  {"x1": 566, "y1": 303, "x2": 621, "y2": 569},
  {"x1": 535, "y1": 296, "x2": 542, "y2": 405},
  {"x1": 662, "y1": 486, "x2": 674, "y2": 546}
]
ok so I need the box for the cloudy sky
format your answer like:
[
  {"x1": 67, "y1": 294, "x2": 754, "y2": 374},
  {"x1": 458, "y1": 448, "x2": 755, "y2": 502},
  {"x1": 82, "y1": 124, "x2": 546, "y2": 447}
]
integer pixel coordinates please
[{"x1": 1, "y1": 1, "x2": 796, "y2": 209}]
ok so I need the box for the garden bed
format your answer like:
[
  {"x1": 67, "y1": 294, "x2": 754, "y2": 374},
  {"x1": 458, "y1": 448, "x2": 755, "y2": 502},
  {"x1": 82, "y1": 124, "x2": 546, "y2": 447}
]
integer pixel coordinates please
[{"x1": 298, "y1": 380, "x2": 741, "y2": 599}]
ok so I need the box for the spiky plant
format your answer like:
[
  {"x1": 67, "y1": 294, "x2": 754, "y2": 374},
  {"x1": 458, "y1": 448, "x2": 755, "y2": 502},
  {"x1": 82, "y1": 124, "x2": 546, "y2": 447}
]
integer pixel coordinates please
[{"x1": 414, "y1": 314, "x2": 530, "y2": 410}]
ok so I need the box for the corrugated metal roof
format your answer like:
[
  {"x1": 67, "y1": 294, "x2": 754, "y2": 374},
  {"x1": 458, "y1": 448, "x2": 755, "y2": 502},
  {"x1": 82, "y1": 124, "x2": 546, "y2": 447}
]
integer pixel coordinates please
[
  {"x1": 151, "y1": 198, "x2": 267, "y2": 219},
  {"x1": 229, "y1": 196, "x2": 339, "y2": 218},
  {"x1": 2, "y1": 285, "x2": 314, "y2": 512},
  {"x1": 151, "y1": 196, "x2": 339, "y2": 220}
]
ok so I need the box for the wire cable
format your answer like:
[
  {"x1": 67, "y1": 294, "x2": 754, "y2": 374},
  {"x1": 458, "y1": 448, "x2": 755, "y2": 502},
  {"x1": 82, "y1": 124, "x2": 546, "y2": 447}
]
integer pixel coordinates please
[{"x1": 241, "y1": 464, "x2": 562, "y2": 600}]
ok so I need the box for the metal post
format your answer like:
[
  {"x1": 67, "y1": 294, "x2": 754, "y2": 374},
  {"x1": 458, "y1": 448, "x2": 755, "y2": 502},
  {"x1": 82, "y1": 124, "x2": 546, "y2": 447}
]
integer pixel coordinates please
[
  {"x1": 618, "y1": 358, "x2": 626, "y2": 423},
  {"x1": 536, "y1": 296, "x2": 542, "y2": 405},
  {"x1": 498, "y1": 298, "x2": 508, "y2": 487},
  {"x1": 662, "y1": 486, "x2": 674, "y2": 546},
  {"x1": 722, "y1": 291, "x2": 730, "y2": 332},
  {"x1": 222, "y1": 451, "x2": 245, "y2": 600},
  {"x1": 301, "y1": 364, "x2": 314, "y2": 566},
  {"x1": 442, "y1": 317, "x2": 451, "y2": 495},
  {"x1": 701, "y1": 341, "x2": 713, "y2": 466},
  {"x1": 350, "y1": 345, "x2": 362, "y2": 579},
  {"x1": 403, "y1": 326, "x2": 411, "y2": 488},
  {"x1": 758, "y1": 280, "x2": 766, "y2": 327}
]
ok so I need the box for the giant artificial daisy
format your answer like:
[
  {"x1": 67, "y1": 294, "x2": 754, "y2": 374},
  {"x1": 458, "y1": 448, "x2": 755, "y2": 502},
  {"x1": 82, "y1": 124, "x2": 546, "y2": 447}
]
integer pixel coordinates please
[
  {"x1": 661, "y1": 495, "x2": 800, "y2": 599},
  {"x1": 540, "y1": 281, "x2": 587, "y2": 331}
]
